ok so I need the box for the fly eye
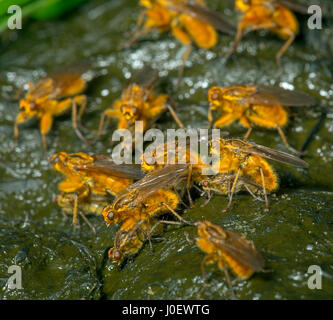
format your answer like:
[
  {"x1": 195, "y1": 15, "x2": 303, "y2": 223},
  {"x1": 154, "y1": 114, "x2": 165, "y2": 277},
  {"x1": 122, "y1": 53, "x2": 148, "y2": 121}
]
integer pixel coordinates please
[
  {"x1": 113, "y1": 250, "x2": 121, "y2": 260},
  {"x1": 107, "y1": 211, "x2": 114, "y2": 220},
  {"x1": 211, "y1": 92, "x2": 219, "y2": 100},
  {"x1": 131, "y1": 106, "x2": 137, "y2": 114},
  {"x1": 52, "y1": 155, "x2": 60, "y2": 163},
  {"x1": 30, "y1": 102, "x2": 36, "y2": 110},
  {"x1": 120, "y1": 105, "x2": 126, "y2": 113}
]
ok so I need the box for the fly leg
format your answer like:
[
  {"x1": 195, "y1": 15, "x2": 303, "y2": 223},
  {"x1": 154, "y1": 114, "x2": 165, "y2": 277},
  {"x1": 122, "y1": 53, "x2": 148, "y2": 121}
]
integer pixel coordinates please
[
  {"x1": 161, "y1": 201, "x2": 194, "y2": 226},
  {"x1": 145, "y1": 215, "x2": 154, "y2": 254},
  {"x1": 97, "y1": 112, "x2": 107, "y2": 137},
  {"x1": 201, "y1": 190, "x2": 212, "y2": 207},
  {"x1": 259, "y1": 167, "x2": 269, "y2": 211},
  {"x1": 119, "y1": 11, "x2": 148, "y2": 49},
  {"x1": 208, "y1": 105, "x2": 214, "y2": 128},
  {"x1": 222, "y1": 268, "x2": 236, "y2": 300},
  {"x1": 225, "y1": 21, "x2": 277, "y2": 60},
  {"x1": 177, "y1": 45, "x2": 192, "y2": 88},
  {"x1": 40, "y1": 113, "x2": 53, "y2": 157},
  {"x1": 186, "y1": 165, "x2": 194, "y2": 208},
  {"x1": 8, "y1": 121, "x2": 19, "y2": 152},
  {"x1": 276, "y1": 31, "x2": 295, "y2": 68},
  {"x1": 173, "y1": 187, "x2": 189, "y2": 209},
  {"x1": 72, "y1": 98, "x2": 90, "y2": 145},
  {"x1": 79, "y1": 211, "x2": 96, "y2": 236},
  {"x1": 184, "y1": 232, "x2": 194, "y2": 245},
  {"x1": 223, "y1": 168, "x2": 241, "y2": 212},
  {"x1": 244, "y1": 184, "x2": 264, "y2": 202},
  {"x1": 97, "y1": 109, "x2": 121, "y2": 136},
  {"x1": 243, "y1": 126, "x2": 253, "y2": 140},
  {"x1": 73, "y1": 193, "x2": 79, "y2": 231},
  {"x1": 166, "y1": 99, "x2": 184, "y2": 128},
  {"x1": 75, "y1": 95, "x2": 88, "y2": 133},
  {"x1": 224, "y1": 24, "x2": 244, "y2": 60},
  {"x1": 198, "y1": 255, "x2": 214, "y2": 299},
  {"x1": 276, "y1": 125, "x2": 302, "y2": 155}
]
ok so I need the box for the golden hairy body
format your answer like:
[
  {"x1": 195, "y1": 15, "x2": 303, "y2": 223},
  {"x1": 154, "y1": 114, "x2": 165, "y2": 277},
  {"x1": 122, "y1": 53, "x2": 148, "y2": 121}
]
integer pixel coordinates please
[
  {"x1": 55, "y1": 192, "x2": 109, "y2": 217},
  {"x1": 209, "y1": 137, "x2": 308, "y2": 209},
  {"x1": 129, "y1": 1, "x2": 235, "y2": 83},
  {"x1": 140, "y1": 0, "x2": 218, "y2": 49},
  {"x1": 103, "y1": 84, "x2": 169, "y2": 133},
  {"x1": 102, "y1": 189, "x2": 180, "y2": 230},
  {"x1": 211, "y1": 138, "x2": 279, "y2": 193},
  {"x1": 108, "y1": 218, "x2": 163, "y2": 265},
  {"x1": 52, "y1": 152, "x2": 136, "y2": 196},
  {"x1": 200, "y1": 173, "x2": 262, "y2": 201},
  {"x1": 196, "y1": 220, "x2": 265, "y2": 280},
  {"x1": 102, "y1": 165, "x2": 189, "y2": 229},
  {"x1": 14, "y1": 72, "x2": 88, "y2": 151},
  {"x1": 141, "y1": 141, "x2": 207, "y2": 176},
  {"x1": 98, "y1": 67, "x2": 183, "y2": 136},
  {"x1": 228, "y1": 0, "x2": 303, "y2": 65},
  {"x1": 52, "y1": 152, "x2": 142, "y2": 225},
  {"x1": 208, "y1": 84, "x2": 316, "y2": 153}
]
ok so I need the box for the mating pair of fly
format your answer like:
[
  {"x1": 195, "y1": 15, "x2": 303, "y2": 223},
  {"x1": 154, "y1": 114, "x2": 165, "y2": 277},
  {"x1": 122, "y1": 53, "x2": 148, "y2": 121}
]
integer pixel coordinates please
[
  {"x1": 52, "y1": 134, "x2": 308, "y2": 231},
  {"x1": 51, "y1": 130, "x2": 307, "y2": 296}
]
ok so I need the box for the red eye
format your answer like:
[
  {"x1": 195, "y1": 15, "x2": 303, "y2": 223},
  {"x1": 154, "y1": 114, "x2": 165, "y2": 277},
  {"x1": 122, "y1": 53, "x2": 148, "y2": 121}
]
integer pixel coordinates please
[
  {"x1": 113, "y1": 250, "x2": 121, "y2": 260},
  {"x1": 107, "y1": 211, "x2": 114, "y2": 220},
  {"x1": 212, "y1": 93, "x2": 219, "y2": 100}
]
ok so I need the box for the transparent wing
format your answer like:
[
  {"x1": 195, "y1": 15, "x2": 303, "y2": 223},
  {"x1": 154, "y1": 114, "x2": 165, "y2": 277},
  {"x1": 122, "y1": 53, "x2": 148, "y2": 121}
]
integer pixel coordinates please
[
  {"x1": 212, "y1": 229, "x2": 265, "y2": 272},
  {"x1": 240, "y1": 84, "x2": 316, "y2": 107},
  {"x1": 74, "y1": 156, "x2": 145, "y2": 180},
  {"x1": 128, "y1": 66, "x2": 159, "y2": 90},
  {"x1": 165, "y1": 2, "x2": 236, "y2": 35},
  {"x1": 117, "y1": 164, "x2": 189, "y2": 206},
  {"x1": 277, "y1": 0, "x2": 310, "y2": 14},
  {"x1": 228, "y1": 139, "x2": 309, "y2": 168}
]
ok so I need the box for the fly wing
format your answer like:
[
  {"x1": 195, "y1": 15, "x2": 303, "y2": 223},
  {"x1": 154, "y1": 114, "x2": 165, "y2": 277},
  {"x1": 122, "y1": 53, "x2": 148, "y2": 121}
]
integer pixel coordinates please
[
  {"x1": 128, "y1": 66, "x2": 159, "y2": 90},
  {"x1": 240, "y1": 84, "x2": 316, "y2": 106},
  {"x1": 74, "y1": 156, "x2": 145, "y2": 180},
  {"x1": 277, "y1": 0, "x2": 310, "y2": 14},
  {"x1": 45, "y1": 61, "x2": 92, "y2": 99},
  {"x1": 212, "y1": 230, "x2": 265, "y2": 272},
  {"x1": 229, "y1": 139, "x2": 309, "y2": 168},
  {"x1": 165, "y1": 2, "x2": 236, "y2": 35},
  {"x1": 121, "y1": 164, "x2": 189, "y2": 205},
  {"x1": 48, "y1": 73, "x2": 86, "y2": 99},
  {"x1": 27, "y1": 77, "x2": 56, "y2": 100}
]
